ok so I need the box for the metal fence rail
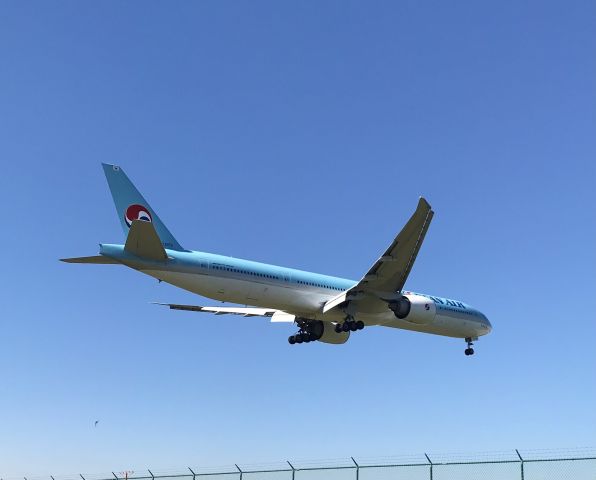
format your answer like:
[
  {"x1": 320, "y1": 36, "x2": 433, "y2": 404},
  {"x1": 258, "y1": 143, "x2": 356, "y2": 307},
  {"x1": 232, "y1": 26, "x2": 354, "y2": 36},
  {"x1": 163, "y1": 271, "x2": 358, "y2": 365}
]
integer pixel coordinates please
[{"x1": 11, "y1": 448, "x2": 596, "y2": 480}]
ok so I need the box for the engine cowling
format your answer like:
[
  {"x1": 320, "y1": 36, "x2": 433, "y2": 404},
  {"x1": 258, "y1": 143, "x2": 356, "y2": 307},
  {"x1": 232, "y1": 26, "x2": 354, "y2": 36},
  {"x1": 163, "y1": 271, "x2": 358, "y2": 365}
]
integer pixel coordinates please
[
  {"x1": 388, "y1": 294, "x2": 436, "y2": 324},
  {"x1": 312, "y1": 320, "x2": 350, "y2": 344}
]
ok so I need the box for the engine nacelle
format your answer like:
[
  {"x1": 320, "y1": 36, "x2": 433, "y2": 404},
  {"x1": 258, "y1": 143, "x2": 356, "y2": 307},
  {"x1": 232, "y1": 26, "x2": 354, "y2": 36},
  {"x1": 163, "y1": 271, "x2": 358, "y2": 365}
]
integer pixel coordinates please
[
  {"x1": 312, "y1": 320, "x2": 350, "y2": 344},
  {"x1": 388, "y1": 294, "x2": 436, "y2": 324}
]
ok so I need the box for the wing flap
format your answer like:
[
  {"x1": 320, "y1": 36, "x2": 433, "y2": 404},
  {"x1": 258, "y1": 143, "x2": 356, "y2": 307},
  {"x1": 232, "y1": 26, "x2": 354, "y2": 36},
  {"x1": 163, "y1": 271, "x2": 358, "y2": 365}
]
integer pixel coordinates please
[{"x1": 155, "y1": 303, "x2": 296, "y2": 322}]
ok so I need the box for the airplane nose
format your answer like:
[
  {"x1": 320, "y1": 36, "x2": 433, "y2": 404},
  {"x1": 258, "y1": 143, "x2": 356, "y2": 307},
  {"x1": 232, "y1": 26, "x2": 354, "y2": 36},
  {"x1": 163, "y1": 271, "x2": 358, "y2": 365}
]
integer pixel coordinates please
[{"x1": 483, "y1": 314, "x2": 492, "y2": 333}]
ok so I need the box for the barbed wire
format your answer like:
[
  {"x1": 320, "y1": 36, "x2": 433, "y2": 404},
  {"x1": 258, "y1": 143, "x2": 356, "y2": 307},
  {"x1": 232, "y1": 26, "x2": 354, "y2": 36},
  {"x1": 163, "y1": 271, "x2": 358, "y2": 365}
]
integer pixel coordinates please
[{"x1": 5, "y1": 447, "x2": 596, "y2": 480}]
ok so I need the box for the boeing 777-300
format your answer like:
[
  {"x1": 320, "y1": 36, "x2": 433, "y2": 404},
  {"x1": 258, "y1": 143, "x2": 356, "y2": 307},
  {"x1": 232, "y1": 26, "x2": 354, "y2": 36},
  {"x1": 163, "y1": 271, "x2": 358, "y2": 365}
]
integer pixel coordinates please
[{"x1": 62, "y1": 164, "x2": 492, "y2": 355}]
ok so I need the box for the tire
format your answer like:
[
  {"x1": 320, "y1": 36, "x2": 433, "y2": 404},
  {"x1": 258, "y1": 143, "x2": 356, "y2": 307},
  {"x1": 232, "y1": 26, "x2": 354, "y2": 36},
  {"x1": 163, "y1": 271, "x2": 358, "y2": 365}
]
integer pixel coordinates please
[
  {"x1": 288, "y1": 336, "x2": 296, "y2": 345},
  {"x1": 349, "y1": 321, "x2": 358, "y2": 332},
  {"x1": 296, "y1": 333, "x2": 304, "y2": 344},
  {"x1": 356, "y1": 320, "x2": 365, "y2": 330},
  {"x1": 342, "y1": 322, "x2": 350, "y2": 332},
  {"x1": 334, "y1": 323, "x2": 343, "y2": 333}
]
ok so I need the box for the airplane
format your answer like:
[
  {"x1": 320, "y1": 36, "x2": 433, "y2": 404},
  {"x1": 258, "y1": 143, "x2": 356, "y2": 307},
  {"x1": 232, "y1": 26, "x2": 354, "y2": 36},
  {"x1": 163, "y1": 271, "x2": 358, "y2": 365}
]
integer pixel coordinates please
[{"x1": 62, "y1": 164, "x2": 492, "y2": 355}]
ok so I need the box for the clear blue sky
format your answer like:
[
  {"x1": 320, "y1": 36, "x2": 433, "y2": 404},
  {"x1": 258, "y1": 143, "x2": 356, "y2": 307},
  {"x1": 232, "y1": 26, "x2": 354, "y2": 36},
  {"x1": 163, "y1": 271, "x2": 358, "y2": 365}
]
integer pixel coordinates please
[{"x1": 0, "y1": 0, "x2": 594, "y2": 476}]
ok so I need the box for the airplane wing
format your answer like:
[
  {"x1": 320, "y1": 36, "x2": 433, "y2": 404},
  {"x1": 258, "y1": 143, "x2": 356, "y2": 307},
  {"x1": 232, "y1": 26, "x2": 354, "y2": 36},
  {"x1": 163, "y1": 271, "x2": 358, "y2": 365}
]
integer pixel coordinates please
[
  {"x1": 324, "y1": 197, "x2": 433, "y2": 313},
  {"x1": 154, "y1": 303, "x2": 296, "y2": 322}
]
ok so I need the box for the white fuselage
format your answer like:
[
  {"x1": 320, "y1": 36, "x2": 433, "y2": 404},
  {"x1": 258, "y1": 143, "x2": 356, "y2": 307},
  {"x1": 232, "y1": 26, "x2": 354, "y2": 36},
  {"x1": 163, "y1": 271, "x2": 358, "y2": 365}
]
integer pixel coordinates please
[{"x1": 96, "y1": 244, "x2": 492, "y2": 340}]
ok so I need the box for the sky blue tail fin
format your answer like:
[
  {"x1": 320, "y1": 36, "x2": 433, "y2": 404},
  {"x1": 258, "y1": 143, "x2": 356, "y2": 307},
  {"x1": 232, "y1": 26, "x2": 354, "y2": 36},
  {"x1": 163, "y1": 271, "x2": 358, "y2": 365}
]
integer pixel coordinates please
[{"x1": 102, "y1": 163, "x2": 184, "y2": 251}]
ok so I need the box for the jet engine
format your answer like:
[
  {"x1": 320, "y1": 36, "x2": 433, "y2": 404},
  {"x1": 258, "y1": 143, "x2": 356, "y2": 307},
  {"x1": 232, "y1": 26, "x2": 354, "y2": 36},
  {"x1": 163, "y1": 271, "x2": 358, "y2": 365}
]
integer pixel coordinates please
[
  {"x1": 388, "y1": 294, "x2": 436, "y2": 324},
  {"x1": 313, "y1": 320, "x2": 350, "y2": 344}
]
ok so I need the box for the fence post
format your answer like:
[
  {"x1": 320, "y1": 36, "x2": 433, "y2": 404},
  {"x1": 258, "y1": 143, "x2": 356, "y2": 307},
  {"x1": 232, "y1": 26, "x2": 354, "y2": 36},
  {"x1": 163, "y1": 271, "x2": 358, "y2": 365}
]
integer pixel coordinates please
[
  {"x1": 424, "y1": 453, "x2": 433, "y2": 480},
  {"x1": 516, "y1": 449, "x2": 525, "y2": 480},
  {"x1": 351, "y1": 457, "x2": 359, "y2": 480},
  {"x1": 287, "y1": 461, "x2": 296, "y2": 480},
  {"x1": 188, "y1": 467, "x2": 196, "y2": 480},
  {"x1": 235, "y1": 464, "x2": 243, "y2": 480}
]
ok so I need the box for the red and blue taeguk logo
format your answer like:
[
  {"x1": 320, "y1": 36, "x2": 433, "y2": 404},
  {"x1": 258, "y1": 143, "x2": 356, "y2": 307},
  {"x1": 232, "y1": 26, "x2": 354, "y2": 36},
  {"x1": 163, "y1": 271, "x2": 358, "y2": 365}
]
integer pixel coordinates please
[{"x1": 125, "y1": 204, "x2": 152, "y2": 228}]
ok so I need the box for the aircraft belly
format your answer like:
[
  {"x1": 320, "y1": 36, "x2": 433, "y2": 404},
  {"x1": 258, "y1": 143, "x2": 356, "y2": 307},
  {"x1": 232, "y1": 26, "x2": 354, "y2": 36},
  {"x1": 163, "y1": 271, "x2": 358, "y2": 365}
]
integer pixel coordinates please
[
  {"x1": 382, "y1": 312, "x2": 482, "y2": 338},
  {"x1": 141, "y1": 269, "x2": 326, "y2": 314},
  {"x1": 261, "y1": 285, "x2": 326, "y2": 313},
  {"x1": 142, "y1": 269, "x2": 230, "y2": 301},
  {"x1": 137, "y1": 269, "x2": 484, "y2": 338}
]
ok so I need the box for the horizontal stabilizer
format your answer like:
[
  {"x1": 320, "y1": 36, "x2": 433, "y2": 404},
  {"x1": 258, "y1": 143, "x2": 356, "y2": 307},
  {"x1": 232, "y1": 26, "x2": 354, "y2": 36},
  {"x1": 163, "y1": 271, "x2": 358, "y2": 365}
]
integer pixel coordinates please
[
  {"x1": 124, "y1": 220, "x2": 168, "y2": 261},
  {"x1": 60, "y1": 255, "x2": 120, "y2": 264}
]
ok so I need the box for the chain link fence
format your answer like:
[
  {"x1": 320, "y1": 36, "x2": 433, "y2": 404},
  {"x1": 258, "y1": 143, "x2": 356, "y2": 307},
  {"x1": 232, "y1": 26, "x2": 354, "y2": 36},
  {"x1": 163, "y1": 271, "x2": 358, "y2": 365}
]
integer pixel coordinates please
[{"x1": 12, "y1": 449, "x2": 596, "y2": 480}]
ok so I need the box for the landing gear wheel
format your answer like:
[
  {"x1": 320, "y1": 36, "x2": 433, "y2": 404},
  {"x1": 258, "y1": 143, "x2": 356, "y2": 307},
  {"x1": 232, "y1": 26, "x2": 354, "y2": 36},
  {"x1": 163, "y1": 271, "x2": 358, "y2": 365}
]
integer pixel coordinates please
[
  {"x1": 335, "y1": 323, "x2": 343, "y2": 333},
  {"x1": 290, "y1": 320, "x2": 324, "y2": 345},
  {"x1": 342, "y1": 322, "x2": 351, "y2": 332},
  {"x1": 349, "y1": 321, "x2": 358, "y2": 332},
  {"x1": 464, "y1": 337, "x2": 475, "y2": 356},
  {"x1": 356, "y1": 320, "x2": 365, "y2": 330}
]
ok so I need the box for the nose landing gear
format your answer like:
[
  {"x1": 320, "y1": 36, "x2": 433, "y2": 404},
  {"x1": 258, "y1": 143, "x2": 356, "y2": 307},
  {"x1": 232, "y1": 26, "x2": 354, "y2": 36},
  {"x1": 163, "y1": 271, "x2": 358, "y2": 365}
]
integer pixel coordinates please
[{"x1": 464, "y1": 337, "x2": 475, "y2": 356}]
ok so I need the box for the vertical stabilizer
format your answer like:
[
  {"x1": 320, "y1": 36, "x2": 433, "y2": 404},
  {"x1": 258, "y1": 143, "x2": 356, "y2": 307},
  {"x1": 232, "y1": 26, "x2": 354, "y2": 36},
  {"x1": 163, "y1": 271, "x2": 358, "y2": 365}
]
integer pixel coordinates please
[{"x1": 102, "y1": 163, "x2": 184, "y2": 251}]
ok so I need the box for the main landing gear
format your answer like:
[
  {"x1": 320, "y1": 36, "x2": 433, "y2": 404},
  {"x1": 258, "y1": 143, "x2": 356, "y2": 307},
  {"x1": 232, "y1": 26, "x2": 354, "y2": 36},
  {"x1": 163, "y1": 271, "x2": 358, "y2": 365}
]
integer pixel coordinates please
[
  {"x1": 464, "y1": 337, "x2": 475, "y2": 356},
  {"x1": 288, "y1": 319, "x2": 323, "y2": 345},
  {"x1": 334, "y1": 317, "x2": 364, "y2": 333},
  {"x1": 288, "y1": 331, "x2": 318, "y2": 344}
]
